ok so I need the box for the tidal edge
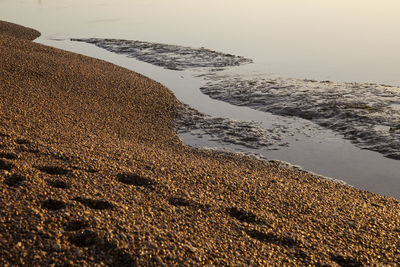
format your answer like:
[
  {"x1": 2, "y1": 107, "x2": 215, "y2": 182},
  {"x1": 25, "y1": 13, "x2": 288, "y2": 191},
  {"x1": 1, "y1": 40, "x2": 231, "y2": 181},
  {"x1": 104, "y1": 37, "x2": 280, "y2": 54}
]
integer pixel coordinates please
[{"x1": 1, "y1": 21, "x2": 399, "y2": 266}]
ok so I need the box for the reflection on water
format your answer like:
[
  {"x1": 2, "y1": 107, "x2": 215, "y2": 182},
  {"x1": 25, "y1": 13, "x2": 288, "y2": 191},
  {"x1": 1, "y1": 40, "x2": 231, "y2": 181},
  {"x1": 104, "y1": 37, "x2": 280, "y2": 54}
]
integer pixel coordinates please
[{"x1": 2, "y1": 0, "x2": 400, "y2": 85}]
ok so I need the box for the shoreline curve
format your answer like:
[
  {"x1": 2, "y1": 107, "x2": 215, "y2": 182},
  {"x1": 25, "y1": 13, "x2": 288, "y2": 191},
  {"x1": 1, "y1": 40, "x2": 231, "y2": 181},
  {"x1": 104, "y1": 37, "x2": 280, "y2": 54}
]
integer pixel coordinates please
[{"x1": 1, "y1": 21, "x2": 400, "y2": 266}]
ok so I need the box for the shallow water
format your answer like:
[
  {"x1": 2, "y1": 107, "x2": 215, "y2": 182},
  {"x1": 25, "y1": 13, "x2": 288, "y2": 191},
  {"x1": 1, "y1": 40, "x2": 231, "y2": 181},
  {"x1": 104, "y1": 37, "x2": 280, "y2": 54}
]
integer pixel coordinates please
[
  {"x1": 71, "y1": 38, "x2": 400, "y2": 159},
  {"x1": 3, "y1": 0, "x2": 400, "y2": 85},
  {"x1": 0, "y1": 0, "x2": 399, "y2": 198}
]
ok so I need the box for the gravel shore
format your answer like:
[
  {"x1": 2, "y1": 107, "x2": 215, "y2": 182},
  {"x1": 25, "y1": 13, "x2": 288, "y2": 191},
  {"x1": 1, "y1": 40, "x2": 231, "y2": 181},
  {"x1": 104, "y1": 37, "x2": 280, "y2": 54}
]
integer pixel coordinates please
[{"x1": 1, "y1": 21, "x2": 400, "y2": 266}]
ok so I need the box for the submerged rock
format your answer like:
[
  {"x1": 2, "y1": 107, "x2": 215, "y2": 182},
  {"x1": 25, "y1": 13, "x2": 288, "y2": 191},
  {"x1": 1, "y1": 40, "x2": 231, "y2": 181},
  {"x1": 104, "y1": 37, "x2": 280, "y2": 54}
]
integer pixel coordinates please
[
  {"x1": 199, "y1": 72, "x2": 400, "y2": 159},
  {"x1": 71, "y1": 38, "x2": 252, "y2": 71},
  {"x1": 175, "y1": 104, "x2": 289, "y2": 150},
  {"x1": 74, "y1": 37, "x2": 400, "y2": 160}
]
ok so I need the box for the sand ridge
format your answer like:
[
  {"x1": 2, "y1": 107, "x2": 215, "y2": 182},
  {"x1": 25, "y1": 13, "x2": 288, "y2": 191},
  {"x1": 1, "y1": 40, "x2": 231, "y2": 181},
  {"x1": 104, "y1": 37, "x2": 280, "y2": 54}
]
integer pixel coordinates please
[{"x1": 1, "y1": 21, "x2": 400, "y2": 266}]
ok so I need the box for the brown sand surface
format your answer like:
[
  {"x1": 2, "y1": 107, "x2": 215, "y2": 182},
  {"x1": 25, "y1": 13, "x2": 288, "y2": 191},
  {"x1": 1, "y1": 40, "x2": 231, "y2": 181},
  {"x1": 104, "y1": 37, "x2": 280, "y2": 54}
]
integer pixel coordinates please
[{"x1": 1, "y1": 20, "x2": 400, "y2": 266}]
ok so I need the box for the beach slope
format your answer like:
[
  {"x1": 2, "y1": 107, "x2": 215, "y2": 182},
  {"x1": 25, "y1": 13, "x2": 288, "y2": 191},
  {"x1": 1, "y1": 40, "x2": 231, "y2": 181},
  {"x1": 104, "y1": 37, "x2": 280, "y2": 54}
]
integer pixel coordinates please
[{"x1": 1, "y1": 21, "x2": 400, "y2": 266}]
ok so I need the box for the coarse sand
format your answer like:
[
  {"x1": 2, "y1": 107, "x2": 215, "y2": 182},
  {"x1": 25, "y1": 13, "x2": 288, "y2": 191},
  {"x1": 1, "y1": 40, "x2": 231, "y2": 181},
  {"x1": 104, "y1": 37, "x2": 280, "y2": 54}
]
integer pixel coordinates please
[{"x1": 1, "y1": 20, "x2": 400, "y2": 266}]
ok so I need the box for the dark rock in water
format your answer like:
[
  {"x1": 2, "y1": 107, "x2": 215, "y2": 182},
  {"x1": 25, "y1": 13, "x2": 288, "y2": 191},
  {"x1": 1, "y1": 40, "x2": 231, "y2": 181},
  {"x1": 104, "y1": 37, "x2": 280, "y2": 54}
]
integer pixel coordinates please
[
  {"x1": 71, "y1": 38, "x2": 253, "y2": 71},
  {"x1": 72, "y1": 37, "x2": 400, "y2": 160},
  {"x1": 175, "y1": 104, "x2": 289, "y2": 150},
  {"x1": 198, "y1": 72, "x2": 400, "y2": 160},
  {"x1": 386, "y1": 153, "x2": 400, "y2": 160}
]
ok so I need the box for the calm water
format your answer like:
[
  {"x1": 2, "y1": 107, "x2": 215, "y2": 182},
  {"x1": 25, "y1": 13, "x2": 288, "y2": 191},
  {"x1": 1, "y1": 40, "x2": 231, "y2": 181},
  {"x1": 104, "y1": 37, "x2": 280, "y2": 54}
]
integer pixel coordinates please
[
  {"x1": 1, "y1": 0, "x2": 399, "y2": 198},
  {"x1": 3, "y1": 0, "x2": 400, "y2": 85}
]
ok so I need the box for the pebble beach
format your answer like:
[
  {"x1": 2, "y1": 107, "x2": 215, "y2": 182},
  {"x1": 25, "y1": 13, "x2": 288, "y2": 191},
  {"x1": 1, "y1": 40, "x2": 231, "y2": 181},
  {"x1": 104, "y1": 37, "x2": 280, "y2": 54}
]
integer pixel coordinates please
[{"x1": 1, "y1": 21, "x2": 400, "y2": 266}]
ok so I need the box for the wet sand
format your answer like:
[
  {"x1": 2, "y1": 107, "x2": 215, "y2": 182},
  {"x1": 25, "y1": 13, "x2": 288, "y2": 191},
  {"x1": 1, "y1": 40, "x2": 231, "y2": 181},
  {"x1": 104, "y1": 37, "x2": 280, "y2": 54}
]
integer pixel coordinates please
[{"x1": 1, "y1": 21, "x2": 400, "y2": 266}]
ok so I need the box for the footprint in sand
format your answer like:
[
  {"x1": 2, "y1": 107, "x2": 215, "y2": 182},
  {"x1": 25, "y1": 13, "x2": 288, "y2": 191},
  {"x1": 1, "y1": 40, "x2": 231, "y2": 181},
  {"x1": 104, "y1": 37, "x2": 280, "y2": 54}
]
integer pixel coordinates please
[
  {"x1": 0, "y1": 159, "x2": 14, "y2": 171},
  {"x1": 245, "y1": 229, "x2": 297, "y2": 248},
  {"x1": 37, "y1": 165, "x2": 71, "y2": 175},
  {"x1": 69, "y1": 229, "x2": 100, "y2": 247},
  {"x1": 226, "y1": 207, "x2": 265, "y2": 225},
  {"x1": 41, "y1": 199, "x2": 67, "y2": 211},
  {"x1": 46, "y1": 179, "x2": 70, "y2": 189},
  {"x1": 116, "y1": 173, "x2": 156, "y2": 188},
  {"x1": 15, "y1": 138, "x2": 30, "y2": 145},
  {"x1": 73, "y1": 197, "x2": 114, "y2": 210},
  {"x1": 64, "y1": 220, "x2": 89, "y2": 232},
  {"x1": 331, "y1": 254, "x2": 363, "y2": 267},
  {"x1": 0, "y1": 152, "x2": 18, "y2": 159},
  {"x1": 168, "y1": 196, "x2": 194, "y2": 207},
  {"x1": 168, "y1": 196, "x2": 209, "y2": 211},
  {"x1": 4, "y1": 173, "x2": 25, "y2": 187}
]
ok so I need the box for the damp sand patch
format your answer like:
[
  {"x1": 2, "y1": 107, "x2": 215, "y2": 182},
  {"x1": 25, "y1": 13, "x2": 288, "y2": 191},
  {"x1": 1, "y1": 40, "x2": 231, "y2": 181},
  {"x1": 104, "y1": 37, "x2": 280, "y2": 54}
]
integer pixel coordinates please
[{"x1": 196, "y1": 146, "x2": 350, "y2": 186}]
